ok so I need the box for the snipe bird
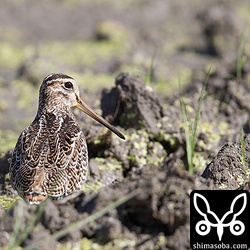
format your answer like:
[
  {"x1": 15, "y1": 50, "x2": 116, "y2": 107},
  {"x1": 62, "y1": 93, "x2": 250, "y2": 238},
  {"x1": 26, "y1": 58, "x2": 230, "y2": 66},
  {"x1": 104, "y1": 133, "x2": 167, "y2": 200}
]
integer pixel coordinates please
[{"x1": 10, "y1": 73, "x2": 125, "y2": 204}]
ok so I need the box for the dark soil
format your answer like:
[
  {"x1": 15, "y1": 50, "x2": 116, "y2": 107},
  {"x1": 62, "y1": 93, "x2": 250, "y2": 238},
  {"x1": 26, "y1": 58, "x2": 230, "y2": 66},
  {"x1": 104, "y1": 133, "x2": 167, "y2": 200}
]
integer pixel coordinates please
[
  {"x1": 1, "y1": 68, "x2": 249, "y2": 249},
  {"x1": 0, "y1": 1, "x2": 250, "y2": 249}
]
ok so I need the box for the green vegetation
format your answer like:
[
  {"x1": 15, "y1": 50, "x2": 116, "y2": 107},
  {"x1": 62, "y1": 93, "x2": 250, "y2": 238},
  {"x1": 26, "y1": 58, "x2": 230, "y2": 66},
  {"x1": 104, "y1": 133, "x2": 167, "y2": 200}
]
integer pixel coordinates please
[
  {"x1": 7, "y1": 201, "x2": 47, "y2": 250},
  {"x1": 2, "y1": 189, "x2": 139, "y2": 250},
  {"x1": 179, "y1": 66, "x2": 212, "y2": 174},
  {"x1": 236, "y1": 29, "x2": 248, "y2": 80},
  {"x1": 145, "y1": 46, "x2": 158, "y2": 86},
  {"x1": 0, "y1": 194, "x2": 20, "y2": 211},
  {"x1": 23, "y1": 189, "x2": 139, "y2": 250},
  {"x1": 240, "y1": 128, "x2": 247, "y2": 177},
  {"x1": 0, "y1": 42, "x2": 34, "y2": 70}
]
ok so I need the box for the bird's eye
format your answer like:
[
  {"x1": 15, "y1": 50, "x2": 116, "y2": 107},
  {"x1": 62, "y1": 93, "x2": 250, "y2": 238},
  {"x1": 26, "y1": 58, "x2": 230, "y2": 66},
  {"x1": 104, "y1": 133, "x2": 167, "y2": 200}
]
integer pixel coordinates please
[{"x1": 64, "y1": 81, "x2": 73, "y2": 89}]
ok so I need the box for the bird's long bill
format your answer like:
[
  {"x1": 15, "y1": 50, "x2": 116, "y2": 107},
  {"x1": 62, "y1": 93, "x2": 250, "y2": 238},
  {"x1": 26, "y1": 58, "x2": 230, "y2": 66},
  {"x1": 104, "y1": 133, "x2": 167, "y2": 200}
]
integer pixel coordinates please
[{"x1": 75, "y1": 96, "x2": 125, "y2": 140}]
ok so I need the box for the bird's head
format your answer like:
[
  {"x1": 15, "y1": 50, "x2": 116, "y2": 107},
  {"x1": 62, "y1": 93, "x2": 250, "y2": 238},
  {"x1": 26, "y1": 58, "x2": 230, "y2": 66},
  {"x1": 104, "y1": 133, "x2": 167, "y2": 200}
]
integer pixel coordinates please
[{"x1": 38, "y1": 73, "x2": 125, "y2": 140}]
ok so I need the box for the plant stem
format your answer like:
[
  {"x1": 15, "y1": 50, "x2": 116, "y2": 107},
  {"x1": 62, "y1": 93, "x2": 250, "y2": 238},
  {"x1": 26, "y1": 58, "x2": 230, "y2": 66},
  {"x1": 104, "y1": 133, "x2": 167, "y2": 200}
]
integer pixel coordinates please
[
  {"x1": 179, "y1": 66, "x2": 212, "y2": 174},
  {"x1": 24, "y1": 189, "x2": 140, "y2": 250},
  {"x1": 237, "y1": 29, "x2": 247, "y2": 80}
]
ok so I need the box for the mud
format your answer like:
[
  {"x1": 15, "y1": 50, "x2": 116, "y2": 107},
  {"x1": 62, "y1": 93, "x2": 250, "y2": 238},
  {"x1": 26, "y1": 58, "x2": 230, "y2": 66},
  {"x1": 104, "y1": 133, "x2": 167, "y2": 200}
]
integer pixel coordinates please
[
  {"x1": 0, "y1": 0, "x2": 250, "y2": 249},
  {"x1": 0, "y1": 68, "x2": 249, "y2": 249}
]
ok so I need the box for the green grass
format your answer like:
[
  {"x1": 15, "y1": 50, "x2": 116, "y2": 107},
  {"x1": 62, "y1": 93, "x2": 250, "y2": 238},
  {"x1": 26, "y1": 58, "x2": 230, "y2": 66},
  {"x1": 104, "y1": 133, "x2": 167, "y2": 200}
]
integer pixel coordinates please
[
  {"x1": 5, "y1": 189, "x2": 139, "y2": 250},
  {"x1": 7, "y1": 201, "x2": 47, "y2": 250},
  {"x1": 145, "y1": 46, "x2": 158, "y2": 86},
  {"x1": 240, "y1": 128, "x2": 247, "y2": 175},
  {"x1": 236, "y1": 29, "x2": 248, "y2": 80},
  {"x1": 179, "y1": 66, "x2": 212, "y2": 174},
  {"x1": 24, "y1": 189, "x2": 139, "y2": 250}
]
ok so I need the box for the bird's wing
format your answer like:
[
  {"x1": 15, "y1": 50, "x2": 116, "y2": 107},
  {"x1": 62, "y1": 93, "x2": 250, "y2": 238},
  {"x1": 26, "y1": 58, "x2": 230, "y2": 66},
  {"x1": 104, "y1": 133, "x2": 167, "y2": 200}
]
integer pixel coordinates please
[
  {"x1": 10, "y1": 115, "x2": 88, "y2": 198},
  {"x1": 10, "y1": 118, "x2": 45, "y2": 195},
  {"x1": 44, "y1": 117, "x2": 88, "y2": 197}
]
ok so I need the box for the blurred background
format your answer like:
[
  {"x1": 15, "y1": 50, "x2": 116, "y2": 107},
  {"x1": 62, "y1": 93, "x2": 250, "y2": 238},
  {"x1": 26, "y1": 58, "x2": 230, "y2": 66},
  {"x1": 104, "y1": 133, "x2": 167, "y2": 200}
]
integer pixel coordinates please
[{"x1": 0, "y1": 0, "x2": 249, "y2": 153}]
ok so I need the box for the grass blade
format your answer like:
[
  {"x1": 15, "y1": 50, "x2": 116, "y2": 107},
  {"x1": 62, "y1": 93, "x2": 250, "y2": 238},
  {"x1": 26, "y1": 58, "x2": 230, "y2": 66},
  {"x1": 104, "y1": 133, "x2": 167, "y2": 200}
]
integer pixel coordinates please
[
  {"x1": 24, "y1": 189, "x2": 140, "y2": 250},
  {"x1": 240, "y1": 128, "x2": 247, "y2": 174},
  {"x1": 145, "y1": 46, "x2": 158, "y2": 86},
  {"x1": 7, "y1": 201, "x2": 24, "y2": 250},
  {"x1": 237, "y1": 29, "x2": 248, "y2": 80},
  {"x1": 179, "y1": 66, "x2": 212, "y2": 174}
]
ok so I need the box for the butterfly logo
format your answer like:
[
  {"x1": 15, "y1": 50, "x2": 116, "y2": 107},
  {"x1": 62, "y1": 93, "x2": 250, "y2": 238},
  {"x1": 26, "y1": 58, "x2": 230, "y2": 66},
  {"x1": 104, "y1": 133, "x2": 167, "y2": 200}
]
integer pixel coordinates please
[{"x1": 193, "y1": 193, "x2": 247, "y2": 241}]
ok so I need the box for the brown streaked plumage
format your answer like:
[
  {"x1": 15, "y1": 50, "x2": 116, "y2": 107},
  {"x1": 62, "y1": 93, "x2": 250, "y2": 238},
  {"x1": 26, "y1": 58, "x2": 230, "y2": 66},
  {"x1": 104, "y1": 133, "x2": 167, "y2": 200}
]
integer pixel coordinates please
[{"x1": 10, "y1": 73, "x2": 125, "y2": 204}]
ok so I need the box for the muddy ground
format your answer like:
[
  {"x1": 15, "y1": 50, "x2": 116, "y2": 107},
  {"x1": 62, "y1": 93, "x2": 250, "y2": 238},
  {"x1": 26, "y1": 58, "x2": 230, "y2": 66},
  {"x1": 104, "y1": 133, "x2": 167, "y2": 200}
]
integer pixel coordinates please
[{"x1": 0, "y1": 0, "x2": 250, "y2": 249}]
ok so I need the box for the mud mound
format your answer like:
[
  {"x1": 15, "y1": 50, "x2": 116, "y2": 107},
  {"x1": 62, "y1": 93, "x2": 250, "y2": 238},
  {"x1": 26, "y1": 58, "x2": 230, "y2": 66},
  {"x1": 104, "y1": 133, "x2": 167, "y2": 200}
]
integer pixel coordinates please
[
  {"x1": 202, "y1": 134, "x2": 250, "y2": 190},
  {"x1": 101, "y1": 72, "x2": 165, "y2": 134}
]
